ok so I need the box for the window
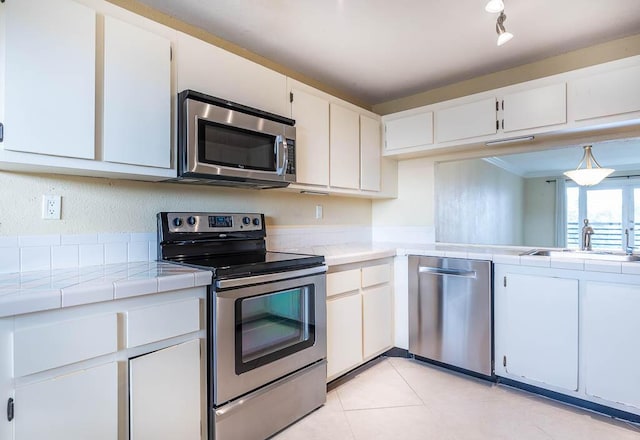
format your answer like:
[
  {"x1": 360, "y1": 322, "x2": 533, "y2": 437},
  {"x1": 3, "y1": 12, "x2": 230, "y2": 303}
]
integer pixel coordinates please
[{"x1": 566, "y1": 179, "x2": 639, "y2": 251}]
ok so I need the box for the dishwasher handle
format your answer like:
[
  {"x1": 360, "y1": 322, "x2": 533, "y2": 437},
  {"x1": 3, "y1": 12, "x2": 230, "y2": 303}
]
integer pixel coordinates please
[{"x1": 418, "y1": 266, "x2": 477, "y2": 279}]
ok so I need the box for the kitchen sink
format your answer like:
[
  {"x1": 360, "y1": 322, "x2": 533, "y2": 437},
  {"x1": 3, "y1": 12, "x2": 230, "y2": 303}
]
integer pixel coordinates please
[{"x1": 521, "y1": 249, "x2": 640, "y2": 262}]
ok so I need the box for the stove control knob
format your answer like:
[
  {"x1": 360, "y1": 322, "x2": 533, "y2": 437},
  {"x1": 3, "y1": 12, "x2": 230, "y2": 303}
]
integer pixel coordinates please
[
  {"x1": 187, "y1": 216, "x2": 197, "y2": 226},
  {"x1": 252, "y1": 217, "x2": 260, "y2": 226},
  {"x1": 242, "y1": 216, "x2": 251, "y2": 225},
  {"x1": 173, "y1": 217, "x2": 183, "y2": 227}
]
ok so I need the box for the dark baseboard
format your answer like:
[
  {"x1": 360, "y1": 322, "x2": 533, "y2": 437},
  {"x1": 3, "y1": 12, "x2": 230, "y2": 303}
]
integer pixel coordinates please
[
  {"x1": 383, "y1": 347, "x2": 410, "y2": 358},
  {"x1": 498, "y1": 377, "x2": 640, "y2": 424}
]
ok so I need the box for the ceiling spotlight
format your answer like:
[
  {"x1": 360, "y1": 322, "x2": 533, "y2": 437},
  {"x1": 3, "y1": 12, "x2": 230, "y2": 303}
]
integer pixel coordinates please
[
  {"x1": 496, "y1": 12, "x2": 513, "y2": 46},
  {"x1": 485, "y1": 0, "x2": 505, "y2": 13},
  {"x1": 563, "y1": 145, "x2": 614, "y2": 186}
]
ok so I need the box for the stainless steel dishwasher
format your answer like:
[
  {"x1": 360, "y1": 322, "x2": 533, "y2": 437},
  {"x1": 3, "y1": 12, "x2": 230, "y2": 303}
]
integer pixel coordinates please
[{"x1": 408, "y1": 256, "x2": 493, "y2": 378}]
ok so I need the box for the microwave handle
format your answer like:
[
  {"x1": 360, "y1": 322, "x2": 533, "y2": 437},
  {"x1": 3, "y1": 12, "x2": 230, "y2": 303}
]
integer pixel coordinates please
[{"x1": 275, "y1": 135, "x2": 288, "y2": 176}]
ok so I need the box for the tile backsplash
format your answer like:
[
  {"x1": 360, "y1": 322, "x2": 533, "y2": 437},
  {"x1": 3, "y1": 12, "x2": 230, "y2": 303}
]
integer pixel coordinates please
[{"x1": 0, "y1": 233, "x2": 157, "y2": 274}]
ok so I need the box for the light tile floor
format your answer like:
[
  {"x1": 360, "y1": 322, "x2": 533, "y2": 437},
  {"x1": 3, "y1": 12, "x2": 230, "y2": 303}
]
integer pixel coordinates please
[{"x1": 273, "y1": 357, "x2": 640, "y2": 440}]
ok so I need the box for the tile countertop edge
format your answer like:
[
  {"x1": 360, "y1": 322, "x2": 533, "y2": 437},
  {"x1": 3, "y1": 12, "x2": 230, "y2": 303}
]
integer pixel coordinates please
[{"x1": 0, "y1": 262, "x2": 213, "y2": 319}]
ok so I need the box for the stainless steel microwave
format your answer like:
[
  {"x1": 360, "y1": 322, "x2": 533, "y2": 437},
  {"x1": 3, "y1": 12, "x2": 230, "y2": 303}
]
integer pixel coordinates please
[{"x1": 176, "y1": 90, "x2": 296, "y2": 188}]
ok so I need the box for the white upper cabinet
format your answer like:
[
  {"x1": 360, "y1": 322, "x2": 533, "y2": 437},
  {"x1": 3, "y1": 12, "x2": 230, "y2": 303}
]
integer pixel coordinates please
[
  {"x1": 2, "y1": 0, "x2": 96, "y2": 159},
  {"x1": 290, "y1": 85, "x2": 330, "y2": 186},
  {"x1": 176, "y1": 32, "x2": 288, "y2": 116},
  {"x1": 435, "y1": 98, "x2": 496, "y2": 143},
  {"x1": 360, "y1": 114, "x2": 381, "y2": 192},
  {"x1": 571, "y1": 63, "x2": 640, "y2": 122},
  {"x1": 330, "y1": 103, "x2": 360, "y2": 190},
  {"x1": 103, "y1": 16, "x2": 171, "y2": 168},
  {"x1": 501, "y1": 83, "x2": 566, "y2": 132},
  {"x1": 384, "y1": 111, "x2": 433, "y2": 151}
]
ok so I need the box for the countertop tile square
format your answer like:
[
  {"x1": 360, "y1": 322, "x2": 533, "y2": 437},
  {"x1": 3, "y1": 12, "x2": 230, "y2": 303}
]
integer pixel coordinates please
[
  {"x1": 519, "y1": 255, "x2": 551, "y2": 267},
  {"x1": 550, "y1": 258, "x2": 585, "y2": 271},
  {"x1": 114, "y1": 278, "x2": 158, "y2": 299},
  {"x1": 62, "y1": 282, "x2": 114, "y2": 308},
  {"x1": 0, "y1": 289, "x2": 61, "y2": 318},
  {"x1": 584, "y1": 260, "x2": 622, "y2": 273},
  {"x1": 157, "y1": 273, "x2": 195, "y2": 292}
]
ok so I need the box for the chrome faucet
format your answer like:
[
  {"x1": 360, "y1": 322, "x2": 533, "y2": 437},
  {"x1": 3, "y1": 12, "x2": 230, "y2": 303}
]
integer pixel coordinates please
[
  {"x1": 581, "y1": 219, "x2": 594, "y2": 251},
  {"x1": 625, "y1": 228, "x2": 634, "y2": 255}
]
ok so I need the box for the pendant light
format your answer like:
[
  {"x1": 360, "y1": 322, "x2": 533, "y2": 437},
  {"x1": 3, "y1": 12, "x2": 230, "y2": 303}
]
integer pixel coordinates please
[
  {"x1": 485, "y1": 0, "x2": 505, "y2": 13},
  {"x1": 496, "y1": 12, "x2": 513, "y2": 46},
  {"x1": 563, "y1": 145, "x2": 614, "y2": 186}
]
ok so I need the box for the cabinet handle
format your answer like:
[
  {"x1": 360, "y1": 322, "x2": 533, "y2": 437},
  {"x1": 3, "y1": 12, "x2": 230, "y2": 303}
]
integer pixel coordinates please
[
  {"x1": 6, "y1": 397, "x2": 13, "y2": 422},
  {"x1": 501, "y1": 119, "x2": 504, "y2": 130},
  {"x1": 501, "y1": 100, "x2": 504, "y2": 110},
  {"x1": 0, "y1": 122, "x2": 3, "y2": 142},
  {"x1": 496, "y1": 120, "x2": 499, "y2": 131}
]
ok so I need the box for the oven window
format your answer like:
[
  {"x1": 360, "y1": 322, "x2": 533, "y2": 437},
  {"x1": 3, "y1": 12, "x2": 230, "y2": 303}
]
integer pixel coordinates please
[
  {"x1": 198, "y1": 120, "x2": 276, "y2": 172},
  {"x1": 235, "y1": 285, "x2": 315, "y2": 374}
]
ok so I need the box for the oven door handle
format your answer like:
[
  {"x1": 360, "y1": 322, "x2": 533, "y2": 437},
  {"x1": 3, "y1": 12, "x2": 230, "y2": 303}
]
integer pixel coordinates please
[{"x1": 216, "y1": 265, "x2": 327, "y2": 292}]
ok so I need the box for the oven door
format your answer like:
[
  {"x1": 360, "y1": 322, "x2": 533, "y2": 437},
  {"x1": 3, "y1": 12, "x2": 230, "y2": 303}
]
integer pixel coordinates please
[{"x1": 211, "y1": 266, "x2": 327, "y2": 405}]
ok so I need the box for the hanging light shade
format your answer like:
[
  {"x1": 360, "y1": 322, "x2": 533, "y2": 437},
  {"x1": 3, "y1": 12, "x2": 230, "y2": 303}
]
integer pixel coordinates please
[
  {"x1": 496, "y1": 12, "x2": 513, "y2": 46},
  {"x1": 485, "y1": 0, "x2": 505, "y2": 13},
  {"x1": 563, "y1": 145, "x2": 614, "y2": 186}
]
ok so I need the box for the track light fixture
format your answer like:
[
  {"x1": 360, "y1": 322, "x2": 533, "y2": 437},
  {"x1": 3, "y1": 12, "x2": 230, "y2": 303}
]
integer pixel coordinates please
[{"x1": 485, "y1": 1, "x2": 513, "y2": 46}]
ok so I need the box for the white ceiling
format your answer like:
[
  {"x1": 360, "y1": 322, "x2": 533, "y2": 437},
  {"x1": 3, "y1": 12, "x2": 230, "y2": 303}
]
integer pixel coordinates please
[
  {"x1": 485, "y1": 138, "x2": 640, "y2": 178},
  {"x1": 136, "y1": 0, "x2": 640, "y2": 105}
]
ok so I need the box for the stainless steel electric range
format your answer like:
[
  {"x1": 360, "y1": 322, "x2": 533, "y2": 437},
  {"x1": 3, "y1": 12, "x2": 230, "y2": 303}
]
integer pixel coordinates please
[{"x1": 157, "y1": 212, "x2": 327, "y2": 440}]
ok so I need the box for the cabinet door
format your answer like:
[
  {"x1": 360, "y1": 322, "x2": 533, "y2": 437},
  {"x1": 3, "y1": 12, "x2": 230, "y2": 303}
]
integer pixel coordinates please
[
  {"x1": 360, "y1": 115, "x2": 381, "y2": 191},
  {"x1": 330, "y1": 103, "x2": 360, "y2": 190},
  {"x1": 583, "y1": 281, "x2": 640, "y2": 408},
  {"x1": 129, "y1": 339, "x2": 202, "y2": 440},
  {"x1": 362, "y1": 284, "x2": 393, "y2": 359},
  {"x1": 502, "y1": 83, "x2": 566, "y2": 132},
  {"x1": 435, "y1": 98, "x2": 496, "y2": 143},
  {"x1": 103, "y1": 16, "x2": 171, "y2": 168},
  {"x1": 502, "y1": 274, "x2": 578, "y2": 391},
  {"x1": 14, "y1": 362, "x2": 118, "y2": 440},
  {"x1": 3, "y1": 0, "x2": 95, "y2": 159},
  {"x1": 290, "y1": 88, "x2": 330, "y2": 186},
  {"x1": 327, "y1": 293, "x2": 363, "y2": 380},
  {"x1": 176, "y1": 32, "x2": 287, "y2": 116},
  {"x1": 384, "y1": 112, "x2": 433, "y2": 151},
  {"x1": 571, "y1": 64, "x2": 640, "y2": 121}
]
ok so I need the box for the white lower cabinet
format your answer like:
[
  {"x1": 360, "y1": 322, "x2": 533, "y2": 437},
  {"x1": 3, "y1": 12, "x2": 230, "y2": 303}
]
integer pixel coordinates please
[
  {"x1": 326, "y1": 259, "x2": 393, "y2": 381},
  {"x1": 362, "y1": 284, "x2": 393, "y2": 359},
  {"x1": 3, "y1": 288, "x2": 206, "y2": 439},
  {"x1": 15, "y1": 362, "x2": 118, "y2": 440},
  {"x1": 583, "y1": 281, "x2": 640, "y2": 409},
  {"x1": 500, "y1": 273, "x2": 579, "y2": 391},
  {"x1": 327, "y1": 293, "x2": 363, "y2": 379},
  {"x1": 495, "y1": 264, "x2": 640, "y2": 417},
  {"x1": 130, "y1": 339, "x2": 202, "y2": 440}
]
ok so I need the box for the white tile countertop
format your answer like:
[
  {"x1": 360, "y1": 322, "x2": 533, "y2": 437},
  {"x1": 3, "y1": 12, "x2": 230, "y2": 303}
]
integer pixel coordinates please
[
  {"x1": 0, "y1": 261, "x2": 212, "y2": 318},
  {"x1": 296, "y1": 242, "x2": 640, "y2": 275}
]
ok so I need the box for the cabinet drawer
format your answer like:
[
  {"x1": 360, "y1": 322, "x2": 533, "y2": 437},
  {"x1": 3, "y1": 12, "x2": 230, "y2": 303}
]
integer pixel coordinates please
[
  {"x1": 14, "y1": 313, "x2": 118, "y2": 377},
  {"x1": 361, "y1": 263, "x2": 391, "y2": 288},
  {"x1": 127, "y1": 298, "x2": 201, "y2": 348},
  {"x1": 327, "y1": 269, "x2": 361, "y2": 298}
]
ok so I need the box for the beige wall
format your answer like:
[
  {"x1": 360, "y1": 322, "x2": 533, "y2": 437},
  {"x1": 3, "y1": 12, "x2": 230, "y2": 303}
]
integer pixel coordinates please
[
  {"x1": 523, "y1": 177, "x2": 557, "y2": 247},
  {"x1": 434, "y1": 159, "x2": 524, "y2": 246},
  {"x1": 0, "y1": 171, "x2": 371, "y2": 235},
  {"x1": 372, "y1": 158, "x2": 435, "y2": 227}
]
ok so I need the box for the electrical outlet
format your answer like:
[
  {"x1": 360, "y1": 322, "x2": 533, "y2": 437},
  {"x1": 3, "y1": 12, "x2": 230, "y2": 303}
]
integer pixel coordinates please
[
  {"x1": 42, "y1": 195, "x2": 61, "y2": 220},
  {"x1": 315, "y1": 204, "x2": 323, "y2": 220}
]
